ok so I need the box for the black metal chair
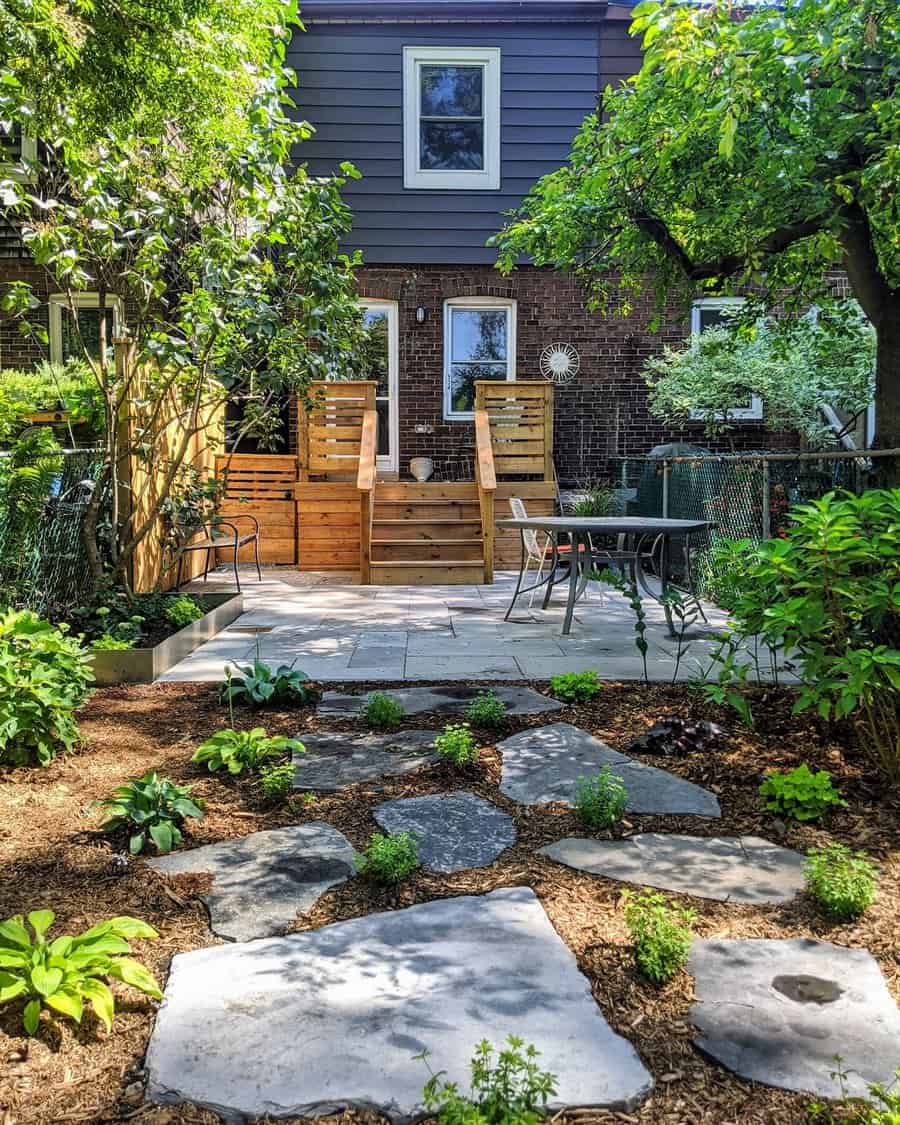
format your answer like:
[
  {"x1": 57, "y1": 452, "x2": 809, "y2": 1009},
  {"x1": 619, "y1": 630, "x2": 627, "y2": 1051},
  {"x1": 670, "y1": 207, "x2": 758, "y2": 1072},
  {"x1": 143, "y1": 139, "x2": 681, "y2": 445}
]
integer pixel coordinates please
[{"x1": 174, "y1": 514, "x2": 262, "y2": 592}]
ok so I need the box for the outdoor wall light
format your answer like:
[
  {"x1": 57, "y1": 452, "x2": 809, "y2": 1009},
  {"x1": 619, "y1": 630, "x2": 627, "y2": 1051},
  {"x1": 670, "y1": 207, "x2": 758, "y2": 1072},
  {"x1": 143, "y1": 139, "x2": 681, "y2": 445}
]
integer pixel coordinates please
[{"x1": 415, "y1": 306, "x2": 427, "y2": 324}]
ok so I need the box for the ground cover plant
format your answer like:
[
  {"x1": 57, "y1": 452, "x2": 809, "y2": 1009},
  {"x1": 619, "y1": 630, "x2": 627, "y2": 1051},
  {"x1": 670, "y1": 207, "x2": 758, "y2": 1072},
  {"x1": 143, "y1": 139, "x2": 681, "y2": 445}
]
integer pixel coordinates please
[
  {"x1": 465, "y1": 690, "x2": 507, "y2": 728},
  {"x1": 550, "y1": 670, "x2": 601, "y2": 703},
  {"x1": 222, "y1": 658, "x2": 313, "y2": 708},
  {"x1": 804, "y1": 844, "x2": 878, "y2": 920},
  {"x1": 623, "y1": 890, "x2": 695, "y2": 985},
  {"x1": 760, "y1": 765, "x2": 846, "y2": 823},
  {"x1": 92, "y1": 772, "x2": 204, "y2": 855},
  {"x1": 364, "y1": 691, "x2": 405, "y2": 730},
  {"x1": 434, "y1": 723, "x2": 479, "y2": 766},
  {"x1": 573, "y1": 766, "x2": 628, "y2": 829},
  {"x1": 355, "y1": 832, "x2": 420, "y2": 884},
  {"x1": 258, "y1": 760, "x2": 296, "y2": 803},
  {"x1": 192, "y1": 728, "x2": 303, "y2": 776},
  {"x1": 162, "y1": 596, "x2": 205, "y2": 629},
  {"x1": 67, "y1": 590, "x2": 213, "y2": 649}
]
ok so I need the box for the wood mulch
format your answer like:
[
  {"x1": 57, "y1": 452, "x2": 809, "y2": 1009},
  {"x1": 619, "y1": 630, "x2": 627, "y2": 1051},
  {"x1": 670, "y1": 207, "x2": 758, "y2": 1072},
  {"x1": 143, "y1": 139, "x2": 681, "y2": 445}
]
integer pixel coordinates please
[{"x1": 1, "y1": 681, "x2": 898, "y2": 1125}]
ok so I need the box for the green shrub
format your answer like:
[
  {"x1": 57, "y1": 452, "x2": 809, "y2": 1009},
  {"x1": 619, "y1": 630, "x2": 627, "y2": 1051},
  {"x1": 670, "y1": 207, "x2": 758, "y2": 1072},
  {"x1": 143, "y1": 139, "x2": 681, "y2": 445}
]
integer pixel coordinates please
[
  {"x1": 90, "y1": 633, "x2": 135, "y2": 651},
  {"x1": 759, "y1": 764, "x2": 846, "y2": 822},
  {"x1": 355, "y1": 832, "x2": 419, "y2": 884},
  {"x1": 808, "y1": 1065, "x2": 900, "y2": 1124},
  {"x1": 568, "y1": 482, "x2": 615, "y2": 518},
  {"x1": 92, "y1": 772, "x2": 204, "y2": 855},
  {"x1": 804, "y1": 843, "x2": 878, "y2": 920},
  {"x1": 623, "y1": 889, "x2": 695, "y2": 985},
  {"x1": 221, "y1": 659, "x2": 313, "y2": 707},
  {"x1": 192, "y1": 727, "x2": 304, "y2": 776},
  {"x1": 465, "y1": 690, "x2": 507, "y2": 728},
  {"x1": 434, "y1": 723, "x2": 478, "y2": 766},
  {"x1": 259, "y1": 760, "x2": 296, "y2": 802},
  {"x1": 701, "y1": 538, "x2": 760, "y2": 612},
  {"x1": 550, "y1": 670, "x2": 601, "y2": 703},
  {"x1": 0, "y1": 610, "x2": 94, "y2": 767},
  {"x1": 0, "y1": 910, "x2": 161, "y2": 1036},
  {"x1": 164, "y1": 596, "x2": 204, "y2": 628},
  {"x1": 573, "y1": 766, "x2": 628, "y2": 829},
  {"x1": 419, "y1": 1035, "x2": 558, "y2": 1125},
  {"x1": 364, "y1": 691, "x2": 405, "y2": 730}
]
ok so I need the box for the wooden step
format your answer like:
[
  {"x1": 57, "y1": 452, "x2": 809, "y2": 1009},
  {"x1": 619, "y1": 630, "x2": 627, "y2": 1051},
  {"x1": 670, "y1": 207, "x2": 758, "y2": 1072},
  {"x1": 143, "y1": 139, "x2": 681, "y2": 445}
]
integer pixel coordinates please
[
  {"x1": 372, "y1": 518, "x2": 482, "y2": 541},
  {"x1": 371, "y1": 539, "x2": 484, "y2": 563},
  {"x1": 369, "y1": 561, "x2": 485, "y2": 586},
  {"x1": 375, "y1": 500, "x2": 481, "y2": 521},
  {"x1": 375, "y1": 482, "x2": 478, "y2": 501}
]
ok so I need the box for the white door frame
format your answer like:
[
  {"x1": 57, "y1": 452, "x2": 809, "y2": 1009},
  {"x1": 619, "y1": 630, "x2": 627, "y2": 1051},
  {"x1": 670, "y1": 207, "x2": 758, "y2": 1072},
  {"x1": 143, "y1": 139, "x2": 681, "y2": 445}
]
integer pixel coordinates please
[{"x1": 359, "y1": 298, "x2": 399, "y2": 474}]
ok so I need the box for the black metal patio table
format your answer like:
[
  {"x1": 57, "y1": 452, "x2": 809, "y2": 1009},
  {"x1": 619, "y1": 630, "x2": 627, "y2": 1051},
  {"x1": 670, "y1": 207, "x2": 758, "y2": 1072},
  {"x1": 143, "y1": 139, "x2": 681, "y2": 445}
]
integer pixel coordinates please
[{"x1": 497, "y1": 516, "x2": 711, "y2": 636}]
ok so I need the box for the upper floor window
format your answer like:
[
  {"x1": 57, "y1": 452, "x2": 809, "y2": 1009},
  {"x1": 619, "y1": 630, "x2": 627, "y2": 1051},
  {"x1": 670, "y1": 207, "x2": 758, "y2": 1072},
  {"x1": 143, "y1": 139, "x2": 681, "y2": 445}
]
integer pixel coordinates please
[
  {"x1": 403, "y1": 46, "x2": 501, "y2": 191},
  {"x1": 691, "y1": 297, "x2": 763, "y2": 420},
  {"x1": 443, "y1": 297, "x2": 516, "y2": 420},
  {"x1": 49, "y1": 293, "x2": 123, "y2": 366}
]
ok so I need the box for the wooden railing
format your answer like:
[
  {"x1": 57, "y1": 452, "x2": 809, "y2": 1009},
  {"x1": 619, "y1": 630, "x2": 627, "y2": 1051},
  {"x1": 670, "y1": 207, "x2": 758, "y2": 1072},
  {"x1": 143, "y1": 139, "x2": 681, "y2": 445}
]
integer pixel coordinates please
[
  {"x1": 298, "y1": 380, "x2": 378, "y2": 481},
  {"x1": 357, "y1": 408, "x2": 378, "y2": 584},
  {"x1": 474, "y1": 407, "x2": 497, "y2": 584}
]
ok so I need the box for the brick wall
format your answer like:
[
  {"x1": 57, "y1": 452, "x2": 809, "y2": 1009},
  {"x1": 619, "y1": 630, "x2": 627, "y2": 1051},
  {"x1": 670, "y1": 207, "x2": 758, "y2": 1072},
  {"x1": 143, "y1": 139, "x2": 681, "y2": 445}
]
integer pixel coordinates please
[{"x1": 0, "y1": 259, "x2": 48, "y2": 369}]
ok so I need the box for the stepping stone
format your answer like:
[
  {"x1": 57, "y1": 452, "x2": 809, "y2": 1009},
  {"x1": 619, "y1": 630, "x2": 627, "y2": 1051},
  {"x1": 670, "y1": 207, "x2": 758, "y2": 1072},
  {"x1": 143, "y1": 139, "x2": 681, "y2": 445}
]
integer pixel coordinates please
[
  {"x1": 689, "y1": 938, "x2": 900, "y2": 1098},
  {"x1": 146, "y1": 824, "x2": 356, "y2": 942},
  {"x1": 145, "y1": 888, "x2": 653, "y2": 1120},
  {"x1": 374, "y1": 792, "x2": 516, "y2": 873},
  {"x1": 319, "y1": 684, "x2": 562, "y2": 717},
  {"x1": 540, "y1": 834, "x2": 804, "y2": 904},
  {"x1": 498, "y1": 723, "x2": 720, "y2": 817},
  {"x1": 293, "y1": 730, "x2": 440, "y2": 791}
]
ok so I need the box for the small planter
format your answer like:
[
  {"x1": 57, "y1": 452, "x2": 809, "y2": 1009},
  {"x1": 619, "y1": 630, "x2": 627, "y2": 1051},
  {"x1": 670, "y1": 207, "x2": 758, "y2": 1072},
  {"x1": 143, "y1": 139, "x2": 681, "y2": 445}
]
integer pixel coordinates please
[{"x1": 90, "y1": 593, "x2": 244, "y2": 685}]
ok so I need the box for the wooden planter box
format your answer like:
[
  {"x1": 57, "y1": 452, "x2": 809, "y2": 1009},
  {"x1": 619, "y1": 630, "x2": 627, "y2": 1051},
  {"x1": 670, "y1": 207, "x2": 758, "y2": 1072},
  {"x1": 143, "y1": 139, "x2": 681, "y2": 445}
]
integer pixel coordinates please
[{"x1": 90, "y1": 593, "x2": 244, "y2": 685}]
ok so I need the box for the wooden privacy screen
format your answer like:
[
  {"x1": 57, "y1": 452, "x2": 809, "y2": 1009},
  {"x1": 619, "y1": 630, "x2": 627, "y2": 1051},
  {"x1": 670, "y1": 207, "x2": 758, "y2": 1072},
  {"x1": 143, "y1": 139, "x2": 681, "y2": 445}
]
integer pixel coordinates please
[
  {"x1": 295, "y1": 482, "x2": 360, "y2": 571},
  {"x1": 474, "y1": 381, "x2": 554, "y2": 480},
  {"x1": 214, "y1": 454, "x2": 298, "y2": 565},
  {"x1": 298, "y1": 381, "x2": 378, "y2": 480}
]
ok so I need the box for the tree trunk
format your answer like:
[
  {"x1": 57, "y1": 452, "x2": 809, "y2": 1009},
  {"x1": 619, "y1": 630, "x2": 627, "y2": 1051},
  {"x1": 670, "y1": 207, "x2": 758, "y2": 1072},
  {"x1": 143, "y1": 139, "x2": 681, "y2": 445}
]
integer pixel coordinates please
[{"x1": 873, "y1": 299, "x2": 900, "y2": 485}]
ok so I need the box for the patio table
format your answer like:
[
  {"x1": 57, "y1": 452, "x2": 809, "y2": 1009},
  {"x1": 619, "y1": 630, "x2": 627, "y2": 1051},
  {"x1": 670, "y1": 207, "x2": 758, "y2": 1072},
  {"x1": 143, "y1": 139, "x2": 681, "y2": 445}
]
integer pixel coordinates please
[{"x1": 498, "y1": 516, "x2": 711, "y2": 636}]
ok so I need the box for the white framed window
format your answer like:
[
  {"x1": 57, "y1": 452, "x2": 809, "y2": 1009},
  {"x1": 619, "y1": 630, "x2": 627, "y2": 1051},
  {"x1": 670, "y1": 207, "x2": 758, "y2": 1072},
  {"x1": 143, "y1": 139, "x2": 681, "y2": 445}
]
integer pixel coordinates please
[
  {"x1": 690, "y1": 297, "x2": 763, "y2": 420},
  {"x1": 403, "y1": 46, "x2": 501, "y2": 191},
  {"x1": 443, "y1": 297, "x2": 516, "y2": 420},
  {"x1": 358, "y1": 298, "x2": 399, "y2": 473},
  {"x1": 49, "y1": 293, "x2": 124, "y2": 365}
]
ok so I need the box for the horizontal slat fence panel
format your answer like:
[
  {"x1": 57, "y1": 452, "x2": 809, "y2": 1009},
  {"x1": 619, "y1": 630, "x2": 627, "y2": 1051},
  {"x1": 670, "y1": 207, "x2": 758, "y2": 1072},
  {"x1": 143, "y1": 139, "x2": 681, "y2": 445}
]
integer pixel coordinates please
[
  {"x1": 494, "y1": 482, "x2": 558, "y2": 568},
  {"x1": 299, "y1": 380, "x2": 378, "y2": 479},
  {"x1": 475, "y1": 381, "x2": 555, "y2": 483},
  {"x1": 215, "y1": 454, "x2": 298, "y2": 565},
  {"x1": 296, "y1": 481, "x2": 361, "y2": 571}
]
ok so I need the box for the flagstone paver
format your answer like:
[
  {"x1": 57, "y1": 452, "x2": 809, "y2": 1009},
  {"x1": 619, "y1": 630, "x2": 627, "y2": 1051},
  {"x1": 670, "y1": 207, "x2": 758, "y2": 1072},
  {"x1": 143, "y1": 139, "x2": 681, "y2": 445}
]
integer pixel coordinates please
[
  {"x1": 373, "y1": 792, "x2": 516, "y2": 873},
  {"x1": 293, "y1": 730, "x2": 441, "y2": 791},
  {"x1": 689, "y1": 938, "x2": 900, "y2": 1098},
  {"x1": 145, "y1": 888, "x2": 653, "y2": 1120},
  {"x1": 319, "y1": 684, "x2": 562, "y2": 717},
  {"x1": 498, "y1": 723, "x2": 720, "y2": 816},
  {"x1": 146, "y1": 824, "x2": 356, "y2": 941},
  {"x1": 540, "y1": 834, "x2": 804, "y2": 904}
]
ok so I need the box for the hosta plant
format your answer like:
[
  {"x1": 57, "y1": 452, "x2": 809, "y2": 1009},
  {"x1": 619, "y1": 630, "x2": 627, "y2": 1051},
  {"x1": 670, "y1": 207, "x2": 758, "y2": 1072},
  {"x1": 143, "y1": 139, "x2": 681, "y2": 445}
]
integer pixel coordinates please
[
  {"x1": 192, "y1": 728, "x2": 304, "y2": 776},
  {"x1": 221, "y1": 659, "x2": 313, "y2": 708},
  {"x1": 92, "y1": 772, "x2": 204, "y2": 855},
  {"x1": 0, "y1": 910, "x2": 162, "y2": 1035},
  {"x1": 759, "y1": 765, "x2": 846, "y2": 823}
]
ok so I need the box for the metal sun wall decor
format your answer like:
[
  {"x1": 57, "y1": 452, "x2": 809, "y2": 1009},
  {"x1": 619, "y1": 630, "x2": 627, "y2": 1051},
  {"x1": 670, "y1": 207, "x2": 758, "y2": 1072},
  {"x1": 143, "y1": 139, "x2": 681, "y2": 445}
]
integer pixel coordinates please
[{"x1": 539, "y1": 342, "x2": 580, "y2": 384}]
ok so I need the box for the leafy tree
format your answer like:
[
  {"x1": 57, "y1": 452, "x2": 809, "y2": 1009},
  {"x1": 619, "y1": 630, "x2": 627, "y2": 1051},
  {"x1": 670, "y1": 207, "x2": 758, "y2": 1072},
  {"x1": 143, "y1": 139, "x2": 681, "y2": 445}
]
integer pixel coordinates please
[{"x1": 495, "y1": 0, "x2": 900, "y2": 455}]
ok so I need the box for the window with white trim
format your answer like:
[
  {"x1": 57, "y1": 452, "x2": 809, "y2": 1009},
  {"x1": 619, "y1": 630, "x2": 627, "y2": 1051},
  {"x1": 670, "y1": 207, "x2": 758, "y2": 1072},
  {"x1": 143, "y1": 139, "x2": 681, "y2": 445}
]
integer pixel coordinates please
[
  {"x1": 443, "y1": 297, "x2": 516, "y2": 420},
  {"x1": 690, "y1": 297, "x2": 763, "y2": 420},
  {"x1": 49, "y1": 293, "x2": 124, "y2": 365},
  {"x1": 403, "y1": 46, "x2": 501, "y2": 191}
]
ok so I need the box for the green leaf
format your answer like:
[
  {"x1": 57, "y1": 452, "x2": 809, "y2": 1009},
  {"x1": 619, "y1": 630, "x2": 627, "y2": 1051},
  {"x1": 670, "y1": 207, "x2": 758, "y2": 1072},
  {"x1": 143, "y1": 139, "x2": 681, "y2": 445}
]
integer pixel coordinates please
[
  {"x1": 0, "y1": 917, "x2": 32, "y2": 949},
  {"x1": 149, "y1": 820, "x2": 174, "y2": 854},
  {"x1": 81, "y1": 978, "x2": 115, "y2": 1032},
  {"x1": 26, "y1": 910, "x2": 54, "y2": 941},
  {"x1": 0, "y1": 973, "x2": 27, "y2": 1003},
  {"x1": 23, "y1": 998, "x2": 41, "y2": 1035},
  {"x1": 45, "y1": 988, "x2": 84, "y2": 1023},
  {"x1": 29, "y1": 965, "x2": 63, "y2": 997},
  {"x1": 107, "y1": 957, "x2": 162, "y2": 999}
]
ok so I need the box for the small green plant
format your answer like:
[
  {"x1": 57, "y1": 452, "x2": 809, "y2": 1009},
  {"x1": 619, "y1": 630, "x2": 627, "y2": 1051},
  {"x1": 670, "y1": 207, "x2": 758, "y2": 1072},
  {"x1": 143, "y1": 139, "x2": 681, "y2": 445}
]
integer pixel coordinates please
[
  {"x1": 808, "y1": 1060, "x2": 900, "y2": 1124},
  {"x1": 355, "y1": 832, "x2": 420, "y2": 884},
  {"x1": 804, "y1": 843, "x2": 878, "y2": 920},
  {"x1": 623, "y1": 889, "x2": 695, "y2": 985},
  {"x1": 192, "y1": 727, "x2": 304, "y2": 776},
  {"x1": 568, "y1": 481, "x2": 615, "y2": 518},
  {"x1": 164, "y1": 596, "x2": 204, "y2": 628},
  {"x1": 573, "y1": 766, "x2": 628, "y2": 829},
  {"x1": 259, "y1": 760, "x2": 296, "y2": 802},
  {"x1": 434, "y1": 723, "x2": 478, "y2": 766},
  {"x1": 221, "y1": 658, "x2": 313, "y2": 708},
  {"x1": 418, "y1": 1035, "x2": 559, "y2": 1125},
  {"x1": 597, "y1": 567, "x2": 650, "y2": 683},
  {"x1": 0, "y1": 910, "x2": 162, "y2": 1035},
  {"x1": 92, "y1": 772, "x2": 204, "y2": 855},
  {"x1": 759, "y1": 764, "x2": 847, "y2": 822},
  {"x1": 364, "y1": 691, "x2": 405, "y2": 729},
  {"x1": 465, "y1": 690, "x2": 507, "y2": 728},
  {"x1": 90, "y1": 633, "x2": 135, "y2": 651},
  {"x1": 549, "y1": 669, "x2": 602, "y2": 703}
]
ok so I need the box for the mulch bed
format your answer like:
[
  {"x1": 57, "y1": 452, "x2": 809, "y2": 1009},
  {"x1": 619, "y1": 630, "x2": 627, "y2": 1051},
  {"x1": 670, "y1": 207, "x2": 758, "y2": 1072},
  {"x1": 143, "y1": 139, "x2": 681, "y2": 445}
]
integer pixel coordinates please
[{"x1": 1, "y1": 680, "x2": 898, "y2": 1125}]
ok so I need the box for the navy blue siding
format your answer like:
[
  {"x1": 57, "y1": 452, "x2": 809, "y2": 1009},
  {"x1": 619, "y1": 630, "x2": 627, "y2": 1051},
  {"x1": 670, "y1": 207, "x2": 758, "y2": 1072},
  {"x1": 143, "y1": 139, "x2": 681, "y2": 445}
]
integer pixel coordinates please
[{"x1": 286, "y1": 22, "x2": 601, "y2": 264}]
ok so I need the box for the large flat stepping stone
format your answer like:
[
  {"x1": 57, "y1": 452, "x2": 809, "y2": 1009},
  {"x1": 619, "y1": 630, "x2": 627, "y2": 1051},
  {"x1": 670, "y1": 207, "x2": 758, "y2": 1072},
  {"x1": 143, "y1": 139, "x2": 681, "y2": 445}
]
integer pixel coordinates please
[
  {"x1": 319, "y1": 684, "x2": 562, "y2": 717},
  {"x1": 374, "y1": 792, "x2": 515, "y2": 873},
  {"x1": 146, "y1": 888, "x2": 653, "y2": 1120},
  {"x1": 689, "y1": 938, "x2": 900, "y2": 1098},
  {"x1": 498, "y1": 723, "x2": 720, "y2": 817},
  {"x1": 146, "y1": 824, "x2": 355, "y2": 942},
  {"x1": 293, "y1": 730, "x2": 440, "y2": 791},
  {"x1": 540, "y1": 834, "x2": 804, "y2": 904}
]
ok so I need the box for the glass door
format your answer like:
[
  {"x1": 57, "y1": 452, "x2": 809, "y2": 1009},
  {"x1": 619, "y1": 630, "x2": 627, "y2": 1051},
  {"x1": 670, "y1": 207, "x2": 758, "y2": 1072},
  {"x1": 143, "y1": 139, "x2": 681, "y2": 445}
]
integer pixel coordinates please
[{"x1": 359, "y1": 299, "x2": 399, "y2": 474}]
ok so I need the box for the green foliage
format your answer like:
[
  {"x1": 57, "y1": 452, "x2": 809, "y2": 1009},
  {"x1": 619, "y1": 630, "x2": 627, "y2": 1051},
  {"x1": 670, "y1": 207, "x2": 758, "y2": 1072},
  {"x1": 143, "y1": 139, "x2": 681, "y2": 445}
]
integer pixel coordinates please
[
  {"x1": 0, "y1": 610, "x2": 94, "y2": 766},
  {"x1": 90, "y1": 633, "x2": 135, "y2": 651},
  {"x1": 92, "y1": 772, "x2": 204, "y2": 855},
  {"x1": 71, "y1": 588, "x2": 197, "y2": 646},
  {"x1": 573, "y1": 766, "x2": 628, "y2": 829},
  {"x1": 222, "y1": 659, "x2": 313, "y2": 708},
  {"x1": 598, "y1": 567, "x2": 651, "y2": 683},
  {"x1": 0, "y1": 910, "x2": 162, "y2": 1036},
  {"x1": 759, "y1": 765, "x2": 847, "y2": 823},
  {"x1": 808, "y1": 1063, "x2": 900, "y2": 1124},
  {"x1": 804, "y1": 844, "x2": 878, "y2": 920},
  {"x1": 550, "y1": 669, "x2": 602, "y2": 703},
  {"x1": 164, "y1": 597, "x2": 204, "y2": 629},
  {"x1": 623, "y1": 889, "x2": 695, "y2": 985},
  {"x1": 192, "y1": 727, "x2": 303, "y2": 776},
  {"x1": 700, "y1": 539, "x2": 760, "y2": 612},
  {"x1": 258, "y1": 760, "x2": 296, "y2": 803},
  {"x1": 465, "y1": 691, "x2": 508, "y2": 729},
  {"x1": 568, "y1": 483, "x2": 615, "y2": 518},
  {"x1": 354, "y1": 832, "x2": 420, "y2": 885},
  {"x1": 364, "y1": 691, "x2": 405, "y2": 730},
  {"x1": 419, "y1": 1036, "x2": 559, "y2": 1125},
  {"x1": 434, "y1": 723, "x2": 479, "y2": 766},
  {"x1": 0, "y1": 361, "x2": 102, "y2": 442},
  {"x1": 0, "y1": 427, "x2": 63, "y2": 600}
]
